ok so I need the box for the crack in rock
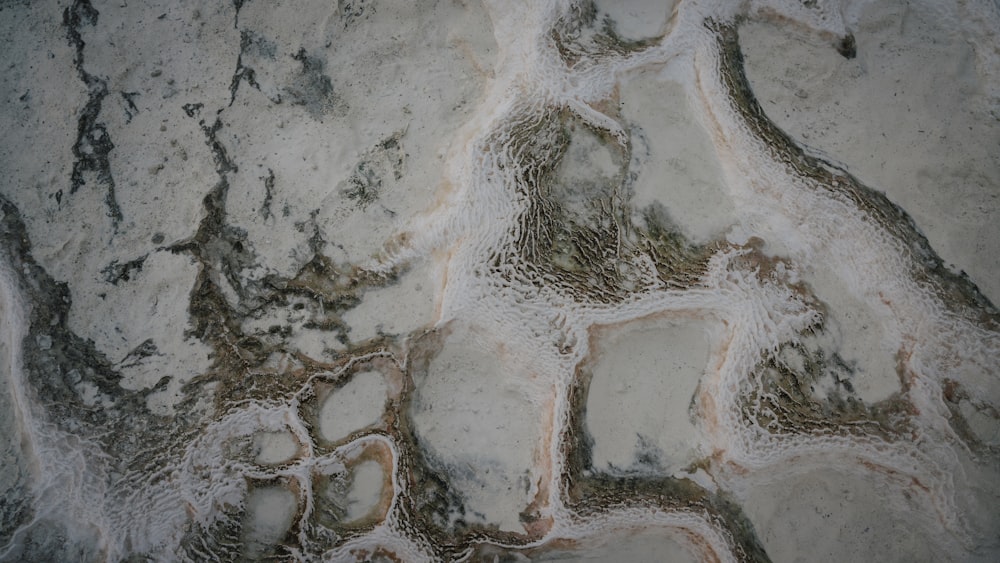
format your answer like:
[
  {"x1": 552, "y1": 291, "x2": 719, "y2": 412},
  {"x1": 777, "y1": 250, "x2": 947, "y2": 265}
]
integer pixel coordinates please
[{"x1": 63, "y1": 0, "x2": 123, "y2": 230}]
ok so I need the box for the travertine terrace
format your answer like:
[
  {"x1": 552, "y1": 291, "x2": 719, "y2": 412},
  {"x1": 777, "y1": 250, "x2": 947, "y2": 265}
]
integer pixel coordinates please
[{"x1": 1, "y1": 0, "x2": 998, "y2": 561}]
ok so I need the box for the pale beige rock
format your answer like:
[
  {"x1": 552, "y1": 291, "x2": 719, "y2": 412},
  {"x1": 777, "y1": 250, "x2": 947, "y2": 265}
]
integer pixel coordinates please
[
  {"x1": 409, "y1": 323, "x2": 543, "y2": 533},
  {"x1": 318, "y1": 371, "x2": 387, "y2": 444},
  {"x1": 345, "y1": 460, "x2": 384, "y2": 522},
  {"x1": 342, "y1": 260, "x2": 438, "y2": 342},
  {"x1": 742, "y1": 1, "x2": 1000, "y2": 304},
  {"x1": 539, "y1": 531, "x2": 697, "y2": 562},
  {"x1": 585, "y1": 316, "x2": 714, "y2": 475},
  {"x1": 253, "y1": 431, "x2": 299, "y2": 465},
  {"x1": 743, "y1": 468, "x2": 950, "y2": 563},
  {"x1": 620, "y1": 73, "x2": 736, "y2": 243},
  {"x1": 242, "y1": 486, "x2": 297, "y2": 558}
]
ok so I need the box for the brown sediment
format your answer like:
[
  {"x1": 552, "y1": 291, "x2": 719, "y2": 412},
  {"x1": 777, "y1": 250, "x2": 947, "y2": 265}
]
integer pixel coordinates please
[
  {"x1": 681, "y1": 528, "x2": 725, "y2": 563},
  {"x1": 589, "y1": 83, "x2": 622, "y2": 120},
  {"x1": 519, "y1": 389, "x2": 558, "y2": 538},
  {"x1": 718, "y1": 458, "x2": 751, "y2": 478},
  {"x1": 492, "y1": 101, "x2": 718, "y2": 304},
  {"x1": 186, "y1": 241, "x2": 408, "y2": 413},
  {"x1": 856, "y1": 458, "x2": 932, "y2": 494},
  {"x1": 730, "y1": 238, "x2": 809, "y2": 297},
  {"x1": 421, "y1": 180, "x2": 454, "y2": 225},
  {"x1": 351, "y1": 547, "x2": 404, "y2": 563},
  {"x1": 549, "y1": 1, "x2": 672, "y2": 69},
  {"x1": 741, "y1": 337, "x2": 915, "y2": 442}
]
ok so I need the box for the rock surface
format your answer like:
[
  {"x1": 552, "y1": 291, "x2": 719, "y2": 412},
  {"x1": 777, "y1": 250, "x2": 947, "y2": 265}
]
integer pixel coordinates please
[{"x1": 1, "y1": 0, "x2": 998, "y2": 561}]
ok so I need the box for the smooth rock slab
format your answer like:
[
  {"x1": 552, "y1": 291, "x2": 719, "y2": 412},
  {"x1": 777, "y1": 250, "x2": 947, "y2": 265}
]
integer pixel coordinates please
[
  {"x1": 318, "y1": 370, "x2": 387, "y2": 444},
  {"x1": 409, "y1": 323, "x2": 543, "y2": 533},
  {"x1": 584, "y1": 315, "x2": 713, "y2": 476}
]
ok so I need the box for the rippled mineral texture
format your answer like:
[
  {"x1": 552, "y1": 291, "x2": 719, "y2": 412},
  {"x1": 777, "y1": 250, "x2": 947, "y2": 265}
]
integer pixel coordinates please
[{"x1": 1, "y1": 0, "x2": 999, "y2": 561}]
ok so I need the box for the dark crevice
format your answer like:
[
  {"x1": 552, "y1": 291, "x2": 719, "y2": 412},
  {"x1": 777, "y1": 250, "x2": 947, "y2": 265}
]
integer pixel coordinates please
[
  {"x1": 166, "y1": 110, "x2": 397, "y2": 414},
  {"x1": 837, "y1": 33, "x2": 857, "y2": 59},
  {"x1": 260, "y1": 168, "x2": 275, "y2": 220},
  {"x1": 941, "y1": 379, "x2": 1000, "y2": 456},
  {"x1": 286, "y1": 48, "x2": 340, "y2": 118},
  {"x1": 119, "y1": 338, "x2": 160, "y2": 369},
  {"x1": 493, "y1": 107, "x2": 714, "y2": 305},
  {"x1": 228, "y1": 30, "x2": 262, "y2": 106},
  {"x1": 101, "y1": 254, "x2": 147, "y2": 285},
  {"x1": 338, "y1": 0, "x2": 376, "y2": 30},
  {"x1": 63, "y1": 0, "x2": 123, "y2": 230},
  {"x1": 182, "y1": 102, "x2": 204, "y2": 118},
  {"x1": 746, "y1": 333, "x2": 915, "y2": 442},
  {"x1": 232, "y1": 0, "x2": 249, "y2": 29},
  {"x1": 121, "y1": 91, "x2": 140, "y2": 123},
  {"x1": 550, "y1": 2, "x2": 667, "y2": 68},
  {"x1": 339, "y1": 131, "x2": 406, "y2": 210},
  {"x1": 2, "y1": 197, "x2": 125, "y2": 424}
]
